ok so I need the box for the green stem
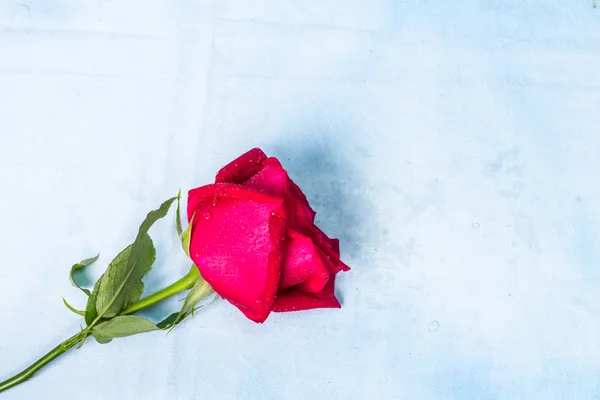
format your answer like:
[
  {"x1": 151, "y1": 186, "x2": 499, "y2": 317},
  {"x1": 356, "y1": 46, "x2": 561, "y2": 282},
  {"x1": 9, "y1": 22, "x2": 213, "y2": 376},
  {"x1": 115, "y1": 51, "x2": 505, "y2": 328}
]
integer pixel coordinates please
[
  {"x1": 0, "y1": 266, "x2": 201, "y2": 394},
  {"x1": 0, "y1": 332, "x2": 82, "y2": 393},
  {"x1": 122, "y1": 266, "x2": 199, "y2": 315}
]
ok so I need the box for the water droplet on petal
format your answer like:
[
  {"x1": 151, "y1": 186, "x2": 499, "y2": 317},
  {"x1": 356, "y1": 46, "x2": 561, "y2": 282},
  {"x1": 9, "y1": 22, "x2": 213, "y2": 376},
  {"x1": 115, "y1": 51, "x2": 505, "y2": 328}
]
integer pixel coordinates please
[
  {"x1": 202, "y1": 211, "x2": 212, "y2": 220},
  {"x1": 212, "y1": 197, "x2": 220, "y2": 206},
  {"x1": 255, "y1": 298, "x2": 263, "y2": 304}
]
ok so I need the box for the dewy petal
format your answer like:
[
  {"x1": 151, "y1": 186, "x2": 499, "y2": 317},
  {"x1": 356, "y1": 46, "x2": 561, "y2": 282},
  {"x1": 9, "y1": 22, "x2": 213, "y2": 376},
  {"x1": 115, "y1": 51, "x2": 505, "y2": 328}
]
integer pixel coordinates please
[
  {"x1": 329, "y1": 238, "x2": 340, "y2": 255},
  {"x1": 240, "y1": 157, "x2": 350, "y2": 281},
  {"x1": 187, "y1": 184, "x2": 286, "y2": 323},
  {"x1": 283, "y1": 177, "x2": 349, "y2": 273},
  {"x1": 243, "y1": 161, "x2": 316, "y2": 227},
  {"x1": 307, "y1": 224, "x2": 350, "y2": 273},
  {"x1": 242, "y1": 157, "x2": 288, "y2": 199},
  {"x1": 215, "y1": 148, "x2": 268, "y2": 184},
  {"x1": 187, "y1": 183, "x2": 281, "y2": 222},
  {"x1": 287, "y1": 178, "x2": 316, "y2": 221},
  {"x1": 279, "y1": 230, "x2": 330, "y2": 294},
  {"x1": 273, "y1": 274, "x2": 341, "y2": 312}
]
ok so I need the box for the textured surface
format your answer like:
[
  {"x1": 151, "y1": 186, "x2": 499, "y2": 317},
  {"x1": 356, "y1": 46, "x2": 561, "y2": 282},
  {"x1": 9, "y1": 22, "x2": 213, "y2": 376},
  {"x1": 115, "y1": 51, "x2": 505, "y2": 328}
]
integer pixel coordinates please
[{"x1": 1, "y1": 1, "x2": 600, "y2": 399}]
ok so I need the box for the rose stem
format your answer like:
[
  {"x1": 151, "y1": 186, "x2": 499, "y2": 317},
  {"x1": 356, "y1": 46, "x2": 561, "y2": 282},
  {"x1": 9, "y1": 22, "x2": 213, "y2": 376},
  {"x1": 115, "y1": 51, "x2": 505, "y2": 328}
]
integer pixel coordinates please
[
  {"x1": 122, "y1": 266, "x2": 199, "y2": 315},
  {"x1": 0, "y1": 333, "x2": 82, "y2": 393},
  {"x1": 0, "y1": 266, "x2": 201, "y2": 394}
]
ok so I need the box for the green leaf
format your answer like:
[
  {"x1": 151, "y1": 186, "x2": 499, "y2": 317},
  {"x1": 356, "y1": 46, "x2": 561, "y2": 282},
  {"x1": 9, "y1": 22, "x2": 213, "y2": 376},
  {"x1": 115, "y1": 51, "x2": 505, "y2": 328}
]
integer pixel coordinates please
[
  {"x1": 94, "y1": 196, "x2": 177, "y2": 320},
  {"x1": 157, "y1": 310, "x2": 198, "y2": 332},
  {"x1": 95, "y1": 235, "x2": 155, "y2": 319},
  {"x1": 76, "y1": 326, "x2": 88, "y2": 348},
  {"x1": 180, "y1": 214, "x2": 194, "y2": 257},
  {"x1": 62, "y1": 297, "x2": 85, "y2": 316},
  {"x1": 175, "y1": 189, "x2": 183, "y2": 236},
  {"x1": 91, "y1": 315, "x2": 158, "y2": 344},
  {"x1": 166, "y1": 295, "x2": 219, "y2": 332},
  {"x1": 157, "y1": 312, "x2": 179, "y2": 330},
  {"x1": 91, "y1": 331, "x2": 112, "y2": 344},
  {"x1": 178, "y1": 274, "x2": 214, "y2": 320},
  {"x1": 159, "y1": 268, "x2": 215, "y2": 331},
  {"x1": 70, "y1": 254, "x2": 99, "y2": 296},
  {"x1": 136, "y1": 197, "x2": 178, "y2": 244},
  {"x1": 85, "y1": 276, "x2": 102, "y2": 326}
]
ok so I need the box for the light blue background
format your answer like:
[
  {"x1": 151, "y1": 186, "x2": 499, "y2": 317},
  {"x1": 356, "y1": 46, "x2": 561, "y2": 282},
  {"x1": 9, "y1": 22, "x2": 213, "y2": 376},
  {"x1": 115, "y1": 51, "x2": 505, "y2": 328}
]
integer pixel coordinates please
[{"x1": 1, "y1": 1, "x2": 600, "y2": 399}]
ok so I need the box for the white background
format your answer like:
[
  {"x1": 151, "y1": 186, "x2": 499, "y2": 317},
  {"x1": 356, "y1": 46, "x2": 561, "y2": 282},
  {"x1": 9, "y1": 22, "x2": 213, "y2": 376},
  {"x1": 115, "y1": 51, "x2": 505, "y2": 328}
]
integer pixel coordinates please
[{"x1": 1, "y1": 1, "x2": 600, "y2": 399}]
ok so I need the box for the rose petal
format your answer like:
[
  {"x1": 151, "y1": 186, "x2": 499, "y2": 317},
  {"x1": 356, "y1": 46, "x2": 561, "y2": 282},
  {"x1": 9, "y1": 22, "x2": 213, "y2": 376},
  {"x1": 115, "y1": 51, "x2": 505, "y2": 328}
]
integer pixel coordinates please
[
  {"x1": 187, "y1": 184, "x2": 286, "y2": 323},
  {"x1": 241, "y1": 160, "x2": 316, "y2": 226},
  {"x1": 279, "y1": 230, "x2": 330, "y2": 293},
  {"x1": 282, "y1": 176, "x2": 349, "y2": 273},
  {"x1": 306, "y1": 225, "x2": 350, "y2": 273},
  {"x1": 187, "y1": 182, "x2": 282, "y2": 222},
  {"x1": 273, "y1": 274, "x2": 341, "y2": 312},
  {"x1": 242, "y1": 157, "x2": 288, "y2": 198},
  {"x1": 240, "y1": 161, "x2": 350, "y2": 281},
  {"x1": 329, "y1": 238, "x2": 340, "y2": 255},
  {"x1": 241, "y1": 158, "x2": 319, "y2": 243},
  {"x1": 215, "y1": 148, "x2": 268, "y2": 184},
  {"x1": 287, "y1": 178, "x2": 316, "y2": 222}
]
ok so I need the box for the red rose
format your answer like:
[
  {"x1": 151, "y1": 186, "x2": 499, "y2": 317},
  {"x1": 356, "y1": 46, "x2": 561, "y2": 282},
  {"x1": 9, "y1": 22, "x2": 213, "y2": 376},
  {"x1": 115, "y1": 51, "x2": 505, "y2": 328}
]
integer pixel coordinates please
[{"x1": 187, "y1": 148, "x2": 350, "y2": 323}]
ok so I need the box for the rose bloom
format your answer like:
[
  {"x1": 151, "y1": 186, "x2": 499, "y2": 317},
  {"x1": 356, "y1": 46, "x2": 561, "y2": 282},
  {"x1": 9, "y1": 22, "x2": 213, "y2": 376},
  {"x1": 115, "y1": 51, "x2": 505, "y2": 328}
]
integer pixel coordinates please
[{"x1": 187, "y1": 148, "x2": 350, "y2": 323}]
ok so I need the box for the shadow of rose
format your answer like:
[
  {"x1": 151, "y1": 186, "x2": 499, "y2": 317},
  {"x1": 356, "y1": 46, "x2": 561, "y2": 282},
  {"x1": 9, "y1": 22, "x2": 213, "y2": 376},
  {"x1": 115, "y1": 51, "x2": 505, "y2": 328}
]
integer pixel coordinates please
[{"x1": 266, "y1": 134, "x2": 371, "y2": 267}]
